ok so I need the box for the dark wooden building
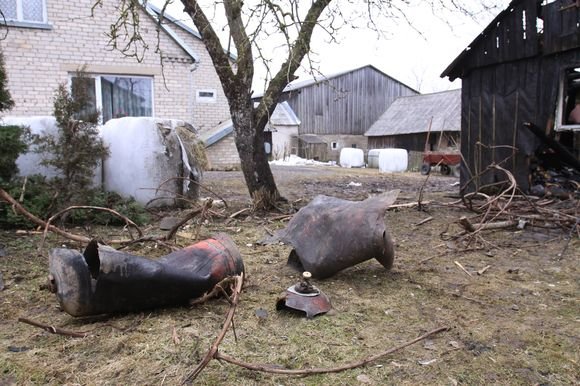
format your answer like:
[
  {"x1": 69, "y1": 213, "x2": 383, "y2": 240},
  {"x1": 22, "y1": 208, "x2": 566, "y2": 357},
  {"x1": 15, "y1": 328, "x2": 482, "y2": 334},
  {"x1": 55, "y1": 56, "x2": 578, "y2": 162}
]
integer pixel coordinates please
[
  {"x1": 366, "y1": 89, "x2": 461, "y2": 152},
  {"x1": 441, "y1": 0, "x2": 580, "y2": 193},
  {"x1": 256, "y1": 65, "x2": 418, "y2": 161}
]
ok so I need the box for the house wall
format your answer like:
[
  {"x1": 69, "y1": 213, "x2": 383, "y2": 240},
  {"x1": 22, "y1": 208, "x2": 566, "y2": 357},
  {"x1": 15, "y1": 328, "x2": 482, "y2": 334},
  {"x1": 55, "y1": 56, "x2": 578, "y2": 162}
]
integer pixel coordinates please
[
  {"x1": 0, "y1": 0, "x2": 230, "y2": 130},
  {"x1": 320, "y1": 134, "x2": 368, "y2": 163},
  {"x1": 270, "y1": 125, "x2": 298, "y2": 160},
  {"x1": 205, "y1": 133, "x2": 241, "y2": 170}
]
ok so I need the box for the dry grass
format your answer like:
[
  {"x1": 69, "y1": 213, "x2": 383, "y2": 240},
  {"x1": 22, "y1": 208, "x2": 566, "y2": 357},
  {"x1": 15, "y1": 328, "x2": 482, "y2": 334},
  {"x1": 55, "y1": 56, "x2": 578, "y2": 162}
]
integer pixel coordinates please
[{"x1": 1, "y1": 168, "x2": 578, "y2": 385}]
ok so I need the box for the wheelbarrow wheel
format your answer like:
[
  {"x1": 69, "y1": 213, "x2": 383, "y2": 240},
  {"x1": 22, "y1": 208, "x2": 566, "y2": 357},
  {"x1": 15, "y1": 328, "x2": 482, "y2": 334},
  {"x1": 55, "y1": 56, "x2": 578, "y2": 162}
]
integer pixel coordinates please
[
  {"x1": 440, "y1": 164, "x2": 451, "y2": 175},
  {"x1": 420, "y1": 163, "x2": 431, "y2": 175}
]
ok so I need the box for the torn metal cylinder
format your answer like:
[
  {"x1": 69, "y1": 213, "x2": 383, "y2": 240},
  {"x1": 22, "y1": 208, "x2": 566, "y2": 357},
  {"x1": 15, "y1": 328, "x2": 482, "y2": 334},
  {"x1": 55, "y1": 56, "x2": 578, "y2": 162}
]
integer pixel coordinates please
[
  {"x1": 49, "y1": 234, "x2": 244, "y2": 316},
  {"x1": 276, "y1": 272, "x2": 332, "y2": 318},
  {"x1": 273, "y1": 190, "x2": 399, "y2": 279}
]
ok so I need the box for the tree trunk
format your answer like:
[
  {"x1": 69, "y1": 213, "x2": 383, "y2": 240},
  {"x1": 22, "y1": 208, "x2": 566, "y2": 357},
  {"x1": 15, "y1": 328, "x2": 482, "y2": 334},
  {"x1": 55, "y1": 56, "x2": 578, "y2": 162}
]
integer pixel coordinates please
[{"x1": 230, "y1": 98, "x2": 280, "y2": 206}]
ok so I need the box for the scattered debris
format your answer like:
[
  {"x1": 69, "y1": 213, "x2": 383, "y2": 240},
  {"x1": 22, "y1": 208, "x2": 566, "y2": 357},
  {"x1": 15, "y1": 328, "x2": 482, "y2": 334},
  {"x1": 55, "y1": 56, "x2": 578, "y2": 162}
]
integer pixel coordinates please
[
  {"x1": 7, "y1": 346, "x2": 30, "y2": 353},
  {"x1": 454, "y1": 261, "x2": 473, "y2": 277},
  {"x1": 356, "y1": 374, "x2": 371, "y2": 383},
  {"x1": 255, "y1": 308, "x2": 268, "y2": 322},
  {"x1": 0, "y1": 272, "x2": 3, "y2": 291},
  {"x1": 347, "y1": 181, "x2": 362, "y2": 187},
  {"x1": 0, "y1": 243, "x2": 5, "y2": 257},
  {"x1": 417, "y1": 358, "x2": 437, "y2": 366},
  {"x1": 265, "y1": 190, "x2": 399, "y2": 279},
  {"x1": 276, "y1": 272, "x2": 332, "y2": 318},
  {"x1": 477, "y1": 265, "x2": 491, "y2": 276},
  {"x1": 414, "y1": 216, "x2": 434, "y2": 226},
  {"x1": 48, "y1": 234, "x2": 244, "y2": 316}
]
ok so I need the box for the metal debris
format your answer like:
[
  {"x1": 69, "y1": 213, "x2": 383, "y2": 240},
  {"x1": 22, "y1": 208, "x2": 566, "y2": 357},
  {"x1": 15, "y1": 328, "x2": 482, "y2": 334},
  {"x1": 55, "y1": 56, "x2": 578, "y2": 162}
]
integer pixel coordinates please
[
  {"x1": 276, "y1": 272, "x2": 332, "y2": 318},
  {"x1": 268, "y1": 190, "x2": 399, "y2": 279},
  {"x1": 49, "y1": 234, "x2": 244, "y2": 316}
]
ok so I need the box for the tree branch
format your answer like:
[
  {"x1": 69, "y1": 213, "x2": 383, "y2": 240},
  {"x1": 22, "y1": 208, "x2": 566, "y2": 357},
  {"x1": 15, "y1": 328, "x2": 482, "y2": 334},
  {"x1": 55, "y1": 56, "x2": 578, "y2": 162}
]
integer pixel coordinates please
[
  {"x1": 255, "y1": 0, "x2": 333, "y2": 129},
  {"x1": 181, "y1": 0, "x2": 236, "y2": 98}
]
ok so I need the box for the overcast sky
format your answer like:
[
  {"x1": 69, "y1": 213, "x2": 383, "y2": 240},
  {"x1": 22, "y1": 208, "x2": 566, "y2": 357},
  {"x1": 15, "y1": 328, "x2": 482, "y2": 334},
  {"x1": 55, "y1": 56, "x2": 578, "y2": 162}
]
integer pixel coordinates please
[{"x1": 153, "y1": 0, "x2": 510, "y2": 94}]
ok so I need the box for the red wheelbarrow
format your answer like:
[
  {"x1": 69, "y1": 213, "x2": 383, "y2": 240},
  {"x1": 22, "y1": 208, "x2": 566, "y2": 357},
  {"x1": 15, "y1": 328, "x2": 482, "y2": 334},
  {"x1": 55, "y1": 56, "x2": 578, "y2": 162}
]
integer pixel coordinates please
[{"x1": 420, "y1": 151, "x2": 461, "y2": 175}]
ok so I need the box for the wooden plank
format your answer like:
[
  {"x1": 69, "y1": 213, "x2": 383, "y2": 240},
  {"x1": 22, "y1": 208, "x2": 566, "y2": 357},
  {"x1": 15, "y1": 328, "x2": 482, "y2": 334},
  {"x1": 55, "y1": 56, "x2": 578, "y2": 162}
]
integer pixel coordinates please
[
  {"x1": 560, "y1": 6, "x2": 580, "y2": 51},
  {"x1": 543, "y1": 0, "x2": 562, "y2": 54},
  {"x1": 523, "y1": 0, "x2": 539, "y2": 58}
]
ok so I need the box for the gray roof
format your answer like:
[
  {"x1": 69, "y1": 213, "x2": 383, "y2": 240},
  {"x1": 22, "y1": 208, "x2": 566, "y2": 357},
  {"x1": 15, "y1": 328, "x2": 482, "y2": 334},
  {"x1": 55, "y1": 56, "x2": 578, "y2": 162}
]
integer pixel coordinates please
[
  {"x1": 268, "y1": 101, "x2": 300, "y2": 126},
  {"x1": 200, "y1": 120, "x2": 234, "y2": 147},
  {"x1": 252, "y1": 64, "x2": 418, "y2": 98},
  {"x1": 201, "y1": 102, "x2": 299, "y2": 146},
  {"x1": 146, "y1": 3, "x2": 237, "y2": 61},
  {"x1": 365, "y1": 89, "x2": 461, "y2": 137}
]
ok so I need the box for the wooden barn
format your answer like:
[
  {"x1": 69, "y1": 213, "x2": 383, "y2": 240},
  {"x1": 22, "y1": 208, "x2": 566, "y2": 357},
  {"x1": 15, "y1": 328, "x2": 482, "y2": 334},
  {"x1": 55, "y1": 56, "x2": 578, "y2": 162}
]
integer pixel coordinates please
[
  {"x1": 441, "y1": 0, "x2": 580, "y2": 194},
  {"x1": 256, "y1": 65, "x2": 418, "y2": 162},
  {"x1": 365, "y1": 89, "x2": 461, "y2": 169}
]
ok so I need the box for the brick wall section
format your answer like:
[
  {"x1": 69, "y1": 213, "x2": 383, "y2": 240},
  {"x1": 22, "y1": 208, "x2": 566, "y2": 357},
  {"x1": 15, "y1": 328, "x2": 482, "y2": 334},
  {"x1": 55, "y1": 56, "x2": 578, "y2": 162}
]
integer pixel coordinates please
[
  {"x1": 205, "y1": 133, "x2": 241, "y2": 170},
  {"x1": 0, "y1": 0, "x2": 230, "y2": 130}
]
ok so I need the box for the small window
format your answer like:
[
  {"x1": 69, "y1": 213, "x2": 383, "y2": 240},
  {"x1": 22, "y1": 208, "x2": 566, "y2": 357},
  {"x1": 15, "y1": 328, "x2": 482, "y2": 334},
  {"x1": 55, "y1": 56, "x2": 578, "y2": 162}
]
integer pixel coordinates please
[
  {"x1": 556, "y1": 66, "x2": 580, "y2": 131},
  {"x1": 0, "y1": 0, "x2": 47, "y2": 24},
  {"x1": 331, "y1": 142, "x2": 338, "y2": 150},
  {"x1": 71, "y1": 74, "x2": 154, "y2": 123},
  {"x1": 352, "y1": 144, "x2": 357, "y2": 148},
  {"x1": 196, "y1": 89, "x2": 216, "y2": 103}
]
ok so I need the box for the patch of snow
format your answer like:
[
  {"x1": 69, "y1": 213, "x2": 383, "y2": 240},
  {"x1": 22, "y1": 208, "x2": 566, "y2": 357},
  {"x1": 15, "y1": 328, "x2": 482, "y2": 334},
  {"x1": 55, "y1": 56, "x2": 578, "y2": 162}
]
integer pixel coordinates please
[{"x1": 269, "y1": 154, "x2": 335, "y2": 166}]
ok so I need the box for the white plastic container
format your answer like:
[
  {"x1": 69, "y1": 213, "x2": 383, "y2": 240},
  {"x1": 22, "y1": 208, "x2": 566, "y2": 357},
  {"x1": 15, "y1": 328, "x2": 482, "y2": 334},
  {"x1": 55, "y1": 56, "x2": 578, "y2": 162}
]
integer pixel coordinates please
[
  {"x1": 367, "y1": 149, "x2": 381, "y2": 168},
  {"x1": 339, "y1": 148, "x2": 365, "y2": 168},
  {"x1": 378, "y1": 148, "x2": 408, "y2": 173}
]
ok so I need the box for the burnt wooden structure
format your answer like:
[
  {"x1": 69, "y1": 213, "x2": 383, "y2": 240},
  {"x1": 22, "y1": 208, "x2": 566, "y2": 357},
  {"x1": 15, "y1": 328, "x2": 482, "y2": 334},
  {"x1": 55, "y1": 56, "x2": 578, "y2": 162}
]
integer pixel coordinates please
[
  {"x1": 441, "y1": 0, "x2": 580, "y2": 193},
  {"x1": 366, "y1": 90, "x2": 461, "y2": 152}
]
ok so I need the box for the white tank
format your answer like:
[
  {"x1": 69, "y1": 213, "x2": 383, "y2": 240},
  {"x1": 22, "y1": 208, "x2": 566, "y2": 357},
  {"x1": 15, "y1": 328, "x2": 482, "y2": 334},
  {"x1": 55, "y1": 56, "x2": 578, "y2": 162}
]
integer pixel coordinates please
[
  {"x1": 367, "y1": 149, "x2": 381, "y2": 168},
  {"x1": 339, "y1": 148, "x2": 365, "y2": 168},
  {"x1": 378, "y1": 148, "x2": 408, "y2": 173}
]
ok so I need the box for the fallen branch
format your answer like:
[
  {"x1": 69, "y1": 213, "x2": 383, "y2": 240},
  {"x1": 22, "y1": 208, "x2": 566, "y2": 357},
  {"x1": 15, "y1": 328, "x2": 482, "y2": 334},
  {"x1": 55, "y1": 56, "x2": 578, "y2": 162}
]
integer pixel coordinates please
[
  {"x1": 39, "y1": 205, "x2": 144, "y2": 250},
  {"x1": 183, "y1": 273, "x2": 244, "y2": 384},
  {"x1": 0, "y1": 188, "x2": 90, "y2": 243},
  {"x1": 189, "y1": 276, "x2": 238, "y2": 306},
  {"x1": 18, "y1": 317, "x2": 89, "y2": 338},
  {"x1": 389, "y1": 201, "x2": 433, "y2": 209},
  {"x1": 213, "y1": 326, "x2": 450, "y2": 376},
  {"x1": 155, "y1": 176, "x2": 229, "y2": 208},
  {"x1": 165, "y1": 207, "x2": 204, "y2": 241},
  {"x1": 414, "y1": 216, "x2": 433, "y2": 226},
  {"x1": 1, "y1": 188, "x2": 178, "y2": 248},
  {"x1": 230, "y1": 207, "x2": 251, "y2": 219},
  {"x1": 182, "y1": 272, "x2": 448, "y2": 381},
  {"x1": 454, "y1": 261, "x2": 473, "y2": 277}
]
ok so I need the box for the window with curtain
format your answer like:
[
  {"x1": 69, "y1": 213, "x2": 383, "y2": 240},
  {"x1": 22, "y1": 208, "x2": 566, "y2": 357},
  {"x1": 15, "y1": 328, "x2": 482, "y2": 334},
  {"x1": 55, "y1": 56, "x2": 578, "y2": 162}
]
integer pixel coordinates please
[
  {"x1": 71, "y1": 75, "x2": 153, "y2": 123},
  {"x1": 0, "y1": 0, "x2": 46, "y2": 23}
]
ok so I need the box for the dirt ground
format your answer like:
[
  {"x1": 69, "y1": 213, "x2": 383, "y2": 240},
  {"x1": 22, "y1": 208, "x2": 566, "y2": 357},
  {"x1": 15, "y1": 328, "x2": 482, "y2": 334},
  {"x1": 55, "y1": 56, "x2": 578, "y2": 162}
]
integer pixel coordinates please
[{"x1": 0, "y1": 165, "x2": 578, "y2": 385}]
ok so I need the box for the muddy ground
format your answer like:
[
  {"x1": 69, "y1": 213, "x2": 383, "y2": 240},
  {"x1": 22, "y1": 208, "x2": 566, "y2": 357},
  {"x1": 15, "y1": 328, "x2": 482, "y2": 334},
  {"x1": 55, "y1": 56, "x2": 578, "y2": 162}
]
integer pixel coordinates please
[{"x1": 0, "y1": 165, "x2": 578, "y2": 385}]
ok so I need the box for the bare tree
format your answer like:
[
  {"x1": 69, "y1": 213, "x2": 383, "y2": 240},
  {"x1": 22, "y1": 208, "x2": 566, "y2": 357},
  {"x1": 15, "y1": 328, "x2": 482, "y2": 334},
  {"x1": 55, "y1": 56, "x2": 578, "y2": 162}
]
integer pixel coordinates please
[{"x1": 99, "y1": 0, "x2": 502, "y2": 208}]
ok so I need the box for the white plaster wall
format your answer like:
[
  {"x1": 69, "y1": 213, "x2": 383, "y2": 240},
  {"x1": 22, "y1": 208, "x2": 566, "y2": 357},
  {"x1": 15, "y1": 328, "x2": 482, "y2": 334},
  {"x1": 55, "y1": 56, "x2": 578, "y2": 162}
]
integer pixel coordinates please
[{"x1": 270, "y1": 125, "x2": 298, "y2": 160}]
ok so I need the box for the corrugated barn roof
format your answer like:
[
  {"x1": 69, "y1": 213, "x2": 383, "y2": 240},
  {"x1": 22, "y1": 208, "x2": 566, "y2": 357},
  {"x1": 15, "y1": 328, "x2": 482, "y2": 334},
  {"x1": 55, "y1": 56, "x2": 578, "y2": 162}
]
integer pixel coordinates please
[{"x1": 365, "y1": 89, "x2": 461, "y2": 137}]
